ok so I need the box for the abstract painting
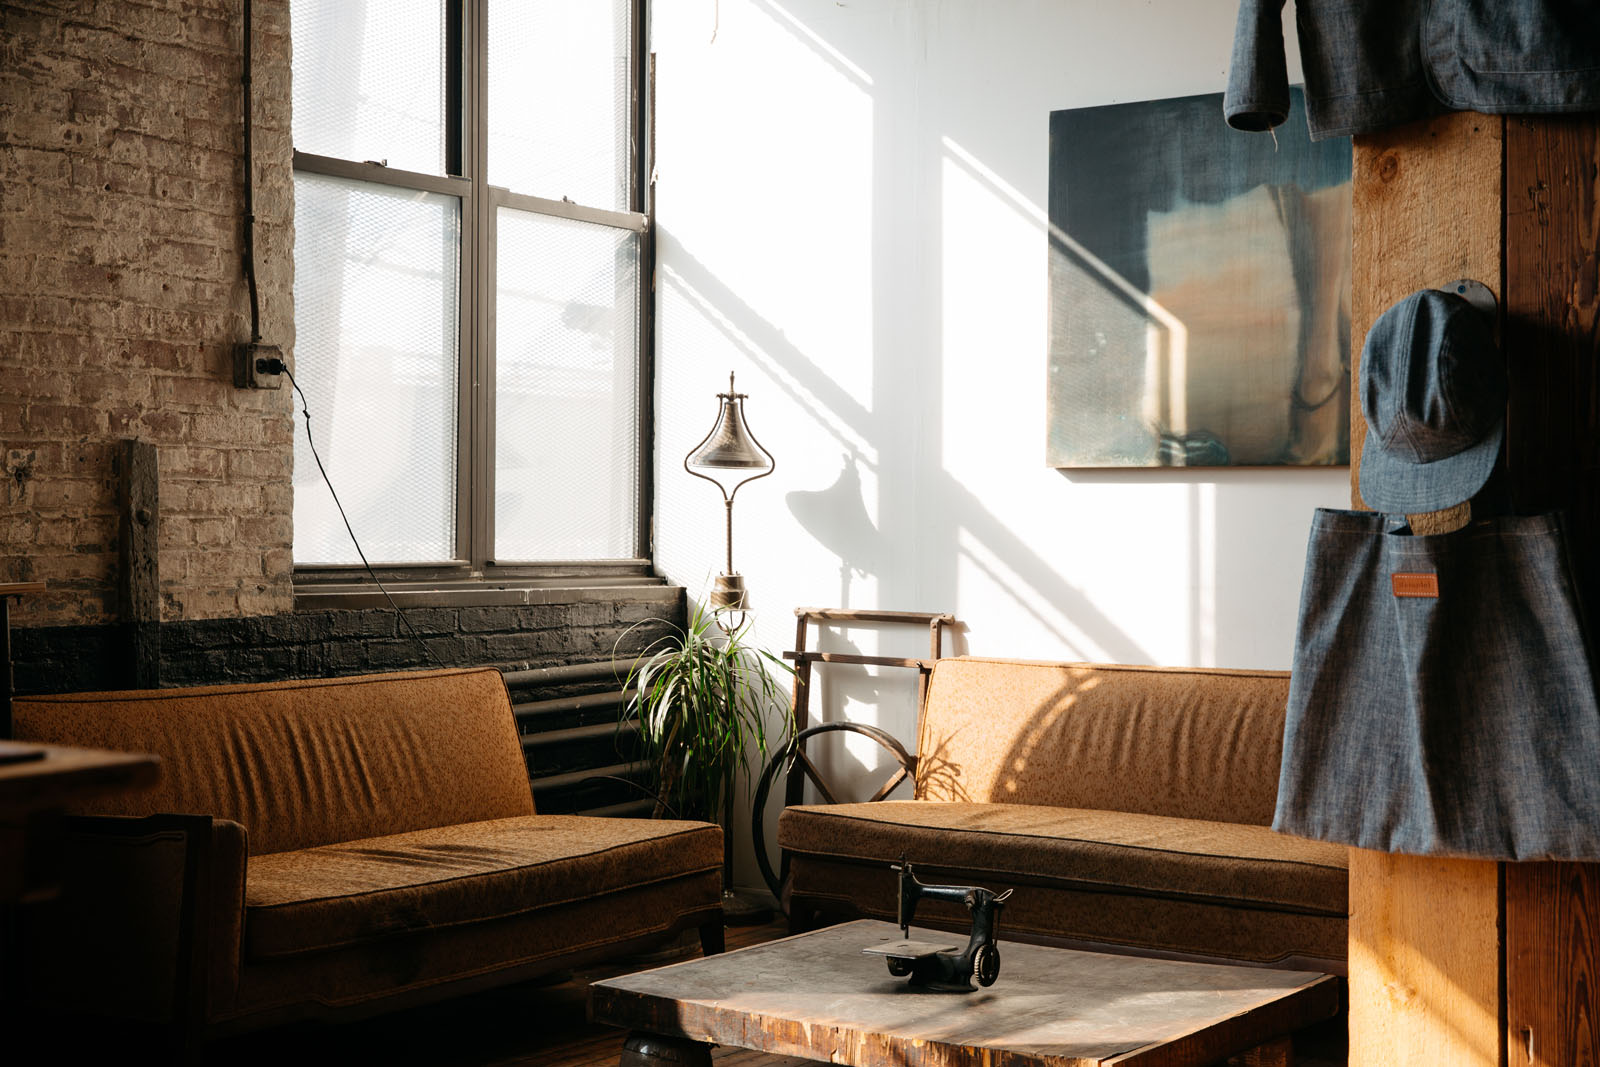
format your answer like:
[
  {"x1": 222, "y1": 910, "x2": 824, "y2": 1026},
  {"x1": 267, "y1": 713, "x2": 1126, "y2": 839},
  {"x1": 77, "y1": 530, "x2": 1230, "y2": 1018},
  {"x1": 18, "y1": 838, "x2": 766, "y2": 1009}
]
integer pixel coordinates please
[{"x1": 1047, "y1": 89, "x2": 1352, "y2": 467}]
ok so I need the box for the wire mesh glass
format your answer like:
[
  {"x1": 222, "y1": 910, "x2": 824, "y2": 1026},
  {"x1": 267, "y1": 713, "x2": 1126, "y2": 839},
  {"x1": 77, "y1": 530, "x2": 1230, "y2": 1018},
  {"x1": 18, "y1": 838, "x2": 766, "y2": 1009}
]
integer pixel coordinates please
[
  {"x1": 293, "y1": 173, "x2": 460, "y2": 564},
  {"x1": 494, "y1": 207, "x2": 640, "y2": 561},
  {"x1": 291, "y1": 0, "x2": 448, "y2": 175},
  {"x1": 487, "y1": 0, "x2": 633, "y2": 209}
]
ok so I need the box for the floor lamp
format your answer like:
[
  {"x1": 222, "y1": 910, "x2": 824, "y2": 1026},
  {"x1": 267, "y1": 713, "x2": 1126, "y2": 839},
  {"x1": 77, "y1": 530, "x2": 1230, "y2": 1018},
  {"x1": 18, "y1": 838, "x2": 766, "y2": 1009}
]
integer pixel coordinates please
[{"x1": 683, "y1": 372, "x2": 776, "y2": 921}]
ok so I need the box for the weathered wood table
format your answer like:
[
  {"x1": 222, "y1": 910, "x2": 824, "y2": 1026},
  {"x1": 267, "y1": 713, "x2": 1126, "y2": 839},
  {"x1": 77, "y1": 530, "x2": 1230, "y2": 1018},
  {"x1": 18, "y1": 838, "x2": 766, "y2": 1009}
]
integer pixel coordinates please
[{"x1": 590, "y1": 920, "x2": 1338, "y2": 1067}]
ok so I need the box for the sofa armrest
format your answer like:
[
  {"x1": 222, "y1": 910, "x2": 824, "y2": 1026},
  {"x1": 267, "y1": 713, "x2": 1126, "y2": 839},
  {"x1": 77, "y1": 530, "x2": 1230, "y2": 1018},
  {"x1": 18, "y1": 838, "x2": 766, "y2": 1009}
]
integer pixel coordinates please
[{"x1": 19, "y1": 813, "x2": 247, "y2": 1032}]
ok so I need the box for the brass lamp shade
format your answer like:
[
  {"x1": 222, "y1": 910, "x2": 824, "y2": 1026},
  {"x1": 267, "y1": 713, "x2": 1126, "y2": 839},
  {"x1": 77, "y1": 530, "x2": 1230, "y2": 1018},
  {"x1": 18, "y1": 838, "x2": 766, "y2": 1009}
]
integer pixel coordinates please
[
  {"x1": 684, "y1": 373, "x2": 775, "y2": 615},
  {"x1": 687, "y1": 392, "x2": 772, "y2": 471}
]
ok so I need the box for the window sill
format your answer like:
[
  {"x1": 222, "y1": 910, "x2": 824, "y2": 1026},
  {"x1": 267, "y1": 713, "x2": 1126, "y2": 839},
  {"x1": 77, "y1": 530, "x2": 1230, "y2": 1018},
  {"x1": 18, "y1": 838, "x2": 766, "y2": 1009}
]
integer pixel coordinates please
[{"x1": 292, "y1": 565, "x2": 675, "y2": 611}]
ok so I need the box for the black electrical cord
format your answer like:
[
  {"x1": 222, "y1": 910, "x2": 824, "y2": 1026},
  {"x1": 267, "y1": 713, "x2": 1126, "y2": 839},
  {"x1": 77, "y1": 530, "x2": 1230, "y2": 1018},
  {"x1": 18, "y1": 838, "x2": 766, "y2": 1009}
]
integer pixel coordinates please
[
  {"x1": 242, "y1": 0, "x2": 261, "y2": 343},
  {"x1": 245, "y1": 2, "x2": 430, "y2": 669},
  {"x1": 283, "y1": 365, "x2": 441, "y2": 668}
]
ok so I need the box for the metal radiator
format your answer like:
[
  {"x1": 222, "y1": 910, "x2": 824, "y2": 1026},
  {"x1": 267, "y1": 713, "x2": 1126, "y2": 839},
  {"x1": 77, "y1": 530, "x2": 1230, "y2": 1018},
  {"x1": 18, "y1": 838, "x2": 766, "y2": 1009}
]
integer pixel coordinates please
[{"x1": 501, "y1": 661, "x2": 652, "y2": 817}]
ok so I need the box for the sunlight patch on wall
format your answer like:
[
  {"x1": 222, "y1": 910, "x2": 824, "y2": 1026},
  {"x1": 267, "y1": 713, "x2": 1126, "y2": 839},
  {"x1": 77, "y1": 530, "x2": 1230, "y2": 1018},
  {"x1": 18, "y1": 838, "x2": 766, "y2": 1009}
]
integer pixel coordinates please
[
  {"x1": 938, "y1": 137, "x2": 1051, "y2": 484},
  {"x1": 657, "y1": 0, "x2": 877, "y2": 407}
]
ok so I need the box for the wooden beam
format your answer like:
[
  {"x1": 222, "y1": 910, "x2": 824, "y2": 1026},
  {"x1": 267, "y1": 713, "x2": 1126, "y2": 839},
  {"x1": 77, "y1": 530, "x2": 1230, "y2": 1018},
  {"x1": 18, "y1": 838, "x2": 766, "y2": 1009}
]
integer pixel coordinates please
[
  {"x1": 1349, "y1": 850, "x2": 1505, "y2": 1067},
  {"x1": 1501, "y1": 112, "x2": 1600, "y2": 1067},
  {"x1": 117, "y1": 440, "x2": 160, "y2": 688},
  {"x1": 1503, "y1": 115, "x2": 1600, "y2": 605},
  {"x1": 1505, "y1": 863, "x2": 1600, "y2": 1067},
  {"x1": 1347, "y1": 111, "x2": 1506, "y2": 1067}
]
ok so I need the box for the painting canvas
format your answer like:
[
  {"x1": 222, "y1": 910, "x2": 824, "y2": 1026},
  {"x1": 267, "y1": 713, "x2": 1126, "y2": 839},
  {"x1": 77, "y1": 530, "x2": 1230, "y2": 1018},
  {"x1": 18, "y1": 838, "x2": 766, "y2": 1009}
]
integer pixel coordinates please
[{"x1": 1047, "y1": 89, "x2": 1352, "y2": 467}]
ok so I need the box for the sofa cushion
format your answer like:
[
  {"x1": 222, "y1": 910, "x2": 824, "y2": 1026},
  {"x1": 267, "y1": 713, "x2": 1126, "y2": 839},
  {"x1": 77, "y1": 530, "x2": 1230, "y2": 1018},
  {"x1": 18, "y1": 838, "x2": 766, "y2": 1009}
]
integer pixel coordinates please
[
  {"x1": 225, "y1": 868, "x2": 724, "y2": 1027},
  {"x1": 781, "y1": 801, "x2": 1346, "y2": 915},
  {"x1": 244, "y1": 814, "x2": 721, "y2": 960},
  {"x1": 780, "y1": 801, "x2": 1348, "y2": 968},
  {"x1": 14, "y1": 668, "x2": 535, "y2": 855},
  {"x1": 915, "y1": 659, "x2": 1291, "y2": 825}
]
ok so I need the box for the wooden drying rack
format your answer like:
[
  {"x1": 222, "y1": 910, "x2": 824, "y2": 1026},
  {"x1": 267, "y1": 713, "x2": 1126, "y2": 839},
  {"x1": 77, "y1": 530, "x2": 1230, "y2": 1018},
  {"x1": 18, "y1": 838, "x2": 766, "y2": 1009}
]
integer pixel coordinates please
[
  {"x1": 780, "y1": 607, "x2": 955, "y2": 804},
  {"x1": 753, "y1": 608, "x2": 955, "y2": 900}
]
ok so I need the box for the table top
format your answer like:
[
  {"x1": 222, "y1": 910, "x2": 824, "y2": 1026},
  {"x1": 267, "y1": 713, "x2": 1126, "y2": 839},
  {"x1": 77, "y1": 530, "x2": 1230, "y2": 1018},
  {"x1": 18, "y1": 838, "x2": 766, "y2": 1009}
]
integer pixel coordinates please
[
  {"x1": 0, "y1": 741, "x2": 159, "y2": 816},
  {"x1": 590, "y1": 919, "x2": 1339, "y2": 1067}
]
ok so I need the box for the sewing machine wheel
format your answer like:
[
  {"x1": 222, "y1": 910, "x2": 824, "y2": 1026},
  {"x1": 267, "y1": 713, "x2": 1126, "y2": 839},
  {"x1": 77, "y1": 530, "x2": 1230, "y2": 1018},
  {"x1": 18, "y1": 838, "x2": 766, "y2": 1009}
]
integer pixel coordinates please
[
  {"x1": 886, "y1": 957, "x2": 913, "y2": 977},
  {"x1": 974, "y1": 943, "x2": 1000, "y2": 987}
]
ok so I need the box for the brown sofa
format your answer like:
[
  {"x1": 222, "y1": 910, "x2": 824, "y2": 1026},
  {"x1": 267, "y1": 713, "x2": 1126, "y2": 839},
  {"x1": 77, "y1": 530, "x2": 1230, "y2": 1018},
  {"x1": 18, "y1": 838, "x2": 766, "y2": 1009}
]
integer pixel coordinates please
[
  {"x1": 14, "y1": 666, "x2": 723, "y2": 1040},
  {"x1": 778, "y1": 657, "x2": 1348, "y2": 974}
]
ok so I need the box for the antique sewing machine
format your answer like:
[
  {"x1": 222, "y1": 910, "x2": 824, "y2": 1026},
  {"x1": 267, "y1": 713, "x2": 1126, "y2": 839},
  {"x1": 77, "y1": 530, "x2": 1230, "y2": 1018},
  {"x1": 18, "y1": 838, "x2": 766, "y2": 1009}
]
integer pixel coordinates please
[{"x1": 862, "y1": 858, "x2": 1013, "y2": 992}]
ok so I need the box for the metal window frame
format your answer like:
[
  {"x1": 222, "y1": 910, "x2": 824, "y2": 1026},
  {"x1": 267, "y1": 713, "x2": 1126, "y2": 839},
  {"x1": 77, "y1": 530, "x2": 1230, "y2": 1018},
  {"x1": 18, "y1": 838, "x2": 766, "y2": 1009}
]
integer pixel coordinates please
[{"x1": 288, "y1": 0, "x2": 653, "y2": 588}]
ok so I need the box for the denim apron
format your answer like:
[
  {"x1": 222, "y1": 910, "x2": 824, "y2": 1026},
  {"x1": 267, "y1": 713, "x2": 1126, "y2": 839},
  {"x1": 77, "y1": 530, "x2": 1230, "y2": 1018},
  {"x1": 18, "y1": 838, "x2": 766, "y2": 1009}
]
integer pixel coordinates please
[{"x1": 1275, "y1": 508, "x2": 1600, "y2": 859}]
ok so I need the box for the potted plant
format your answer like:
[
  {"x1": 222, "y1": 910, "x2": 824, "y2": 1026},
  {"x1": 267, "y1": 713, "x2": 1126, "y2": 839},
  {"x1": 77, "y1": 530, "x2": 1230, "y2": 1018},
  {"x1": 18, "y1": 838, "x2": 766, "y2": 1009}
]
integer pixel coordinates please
[{"x1": 621, "y1": 603, "x2": 791, "y2": 826}]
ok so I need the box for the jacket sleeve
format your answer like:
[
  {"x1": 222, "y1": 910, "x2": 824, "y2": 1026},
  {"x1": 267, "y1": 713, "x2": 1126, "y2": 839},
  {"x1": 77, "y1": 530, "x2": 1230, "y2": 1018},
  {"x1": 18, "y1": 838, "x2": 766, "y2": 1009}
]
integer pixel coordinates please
[{"x1": 1223, "y1": 0, "x2": 1291, "y2": 132}]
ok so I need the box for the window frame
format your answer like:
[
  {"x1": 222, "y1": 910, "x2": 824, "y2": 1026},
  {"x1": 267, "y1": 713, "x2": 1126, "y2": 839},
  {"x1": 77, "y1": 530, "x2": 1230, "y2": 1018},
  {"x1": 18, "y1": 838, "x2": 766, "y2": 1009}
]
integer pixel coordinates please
[{"x1": 290, "y1": 0, "x2": 654, "y2": 596}]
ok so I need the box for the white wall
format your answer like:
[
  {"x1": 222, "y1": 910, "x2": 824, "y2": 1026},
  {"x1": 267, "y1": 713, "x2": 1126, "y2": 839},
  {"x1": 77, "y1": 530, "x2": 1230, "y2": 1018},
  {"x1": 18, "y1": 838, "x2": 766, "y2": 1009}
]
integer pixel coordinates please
[{"x1": 650, "y1": 0, "x2": 1344, "y2": 885}]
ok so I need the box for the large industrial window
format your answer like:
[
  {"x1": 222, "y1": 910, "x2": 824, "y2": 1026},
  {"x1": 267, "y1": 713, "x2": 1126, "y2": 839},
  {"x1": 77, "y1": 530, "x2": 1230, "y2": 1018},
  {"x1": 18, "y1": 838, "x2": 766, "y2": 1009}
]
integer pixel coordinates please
[{"x1": 288, "y1": 0, "x2": 649, "y2": 580}]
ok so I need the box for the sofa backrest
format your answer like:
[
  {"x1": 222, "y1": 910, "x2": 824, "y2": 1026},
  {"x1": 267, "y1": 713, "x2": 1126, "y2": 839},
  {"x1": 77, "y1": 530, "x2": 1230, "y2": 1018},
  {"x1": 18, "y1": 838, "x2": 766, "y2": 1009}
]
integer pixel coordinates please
[
  {"x1": 914, "y1": 658, "x2": 1289, "y2": 826},
  {"x1": 14, "y1": 667, "x2": 536, "y2": 855}
]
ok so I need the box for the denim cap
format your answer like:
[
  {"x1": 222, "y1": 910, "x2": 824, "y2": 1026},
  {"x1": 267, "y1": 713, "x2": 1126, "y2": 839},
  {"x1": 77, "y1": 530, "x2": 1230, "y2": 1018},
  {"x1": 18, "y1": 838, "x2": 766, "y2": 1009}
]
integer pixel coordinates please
[{"x1": 1358, "y1": 289, "x2": 1505, "y2": 513}]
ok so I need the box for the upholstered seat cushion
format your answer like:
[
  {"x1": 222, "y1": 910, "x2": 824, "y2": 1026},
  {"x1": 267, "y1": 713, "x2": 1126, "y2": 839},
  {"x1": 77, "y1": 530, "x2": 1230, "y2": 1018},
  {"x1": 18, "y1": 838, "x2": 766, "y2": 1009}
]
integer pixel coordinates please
[
  {"x1": 245, "y1": 814, "x2": 721, "y2": 960},
  {"x1": 780, "y1": 801, "x2": 1349, "y2": 968},
  {"x1": 782, "y1": 801, "x2": 1345, "y2": 912}
]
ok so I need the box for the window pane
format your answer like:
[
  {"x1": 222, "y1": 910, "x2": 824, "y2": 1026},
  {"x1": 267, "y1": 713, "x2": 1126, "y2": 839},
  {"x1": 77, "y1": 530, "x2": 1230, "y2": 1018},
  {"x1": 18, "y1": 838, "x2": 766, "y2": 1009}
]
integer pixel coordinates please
[
  {"x1": 291, "y1": 0, "x2": 447, "y2": 175},
  {"x1": 495, "y1": 209, "x2": 639, "y2": 560},
  {"x1": 488, "y1": 0, "x2": 632, "y2": 209},
  {"x1": 293, "y1": 174, "x2": 459, "y2": 564}
]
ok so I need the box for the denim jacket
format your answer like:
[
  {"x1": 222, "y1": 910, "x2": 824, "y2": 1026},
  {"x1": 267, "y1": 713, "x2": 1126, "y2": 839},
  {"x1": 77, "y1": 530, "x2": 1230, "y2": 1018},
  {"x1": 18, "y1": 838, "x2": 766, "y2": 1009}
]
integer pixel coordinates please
[{"x1": 1226, "y1": 1, "x2": 1600, "y2": 141}]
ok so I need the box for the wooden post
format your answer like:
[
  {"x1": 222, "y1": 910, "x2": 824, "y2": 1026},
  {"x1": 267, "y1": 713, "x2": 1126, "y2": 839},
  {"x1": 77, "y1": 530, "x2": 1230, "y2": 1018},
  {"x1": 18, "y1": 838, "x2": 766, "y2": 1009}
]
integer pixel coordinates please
[
  {"x1": 1500, "y1": 113, "x2": 1600, "y2": 1067},
  {"x1": 1347, "y1": 111, "x2": 1505, "y2": 1067},
  {"x1": 118, "y1": 440, "x2": 160, "y2": 688}
]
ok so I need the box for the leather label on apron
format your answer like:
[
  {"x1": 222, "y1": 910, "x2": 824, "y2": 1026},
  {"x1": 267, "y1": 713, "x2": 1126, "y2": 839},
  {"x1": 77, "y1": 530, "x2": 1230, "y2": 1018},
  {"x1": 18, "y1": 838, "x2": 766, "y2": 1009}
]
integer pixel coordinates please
[{"x1": 1392, "y1": 572, "x2": 1440, "y2": 598}]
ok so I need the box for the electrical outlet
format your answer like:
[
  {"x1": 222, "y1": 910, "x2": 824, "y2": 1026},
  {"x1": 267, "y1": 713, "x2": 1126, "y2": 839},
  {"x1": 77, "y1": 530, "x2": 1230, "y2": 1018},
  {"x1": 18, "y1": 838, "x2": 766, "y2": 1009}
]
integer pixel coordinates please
[{"x1": 233, "y1": 342, "x2": 284, "y2": 389}]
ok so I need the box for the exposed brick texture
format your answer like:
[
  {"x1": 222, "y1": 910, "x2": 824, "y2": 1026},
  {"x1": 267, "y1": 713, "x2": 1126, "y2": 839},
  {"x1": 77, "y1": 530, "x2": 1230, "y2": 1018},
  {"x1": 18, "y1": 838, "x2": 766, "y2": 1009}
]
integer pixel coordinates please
[
  {"x1": 1, "y1": 0, "x2": 295, "y2": 625},
  {"x1": 13, "y1": 590, "x2": 684, "y2": 693}
]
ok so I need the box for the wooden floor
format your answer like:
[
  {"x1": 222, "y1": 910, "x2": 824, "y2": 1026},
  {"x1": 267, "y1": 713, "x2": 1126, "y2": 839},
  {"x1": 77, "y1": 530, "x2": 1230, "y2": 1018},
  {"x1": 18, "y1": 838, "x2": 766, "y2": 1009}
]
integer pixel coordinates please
[
  {"x1": 205, "y1": 918, "x2": 1346, "y2": 1067},
  {"x1": 206, "y1": 918, "x2": 811, "y2": 1067}
]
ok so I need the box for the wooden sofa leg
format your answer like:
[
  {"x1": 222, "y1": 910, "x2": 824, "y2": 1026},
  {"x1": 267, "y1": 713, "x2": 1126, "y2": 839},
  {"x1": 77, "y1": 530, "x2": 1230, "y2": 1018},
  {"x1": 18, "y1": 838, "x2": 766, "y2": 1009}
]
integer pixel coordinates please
[{"x1": 698, "y1": 917, "x2": 725, "y2": 956}]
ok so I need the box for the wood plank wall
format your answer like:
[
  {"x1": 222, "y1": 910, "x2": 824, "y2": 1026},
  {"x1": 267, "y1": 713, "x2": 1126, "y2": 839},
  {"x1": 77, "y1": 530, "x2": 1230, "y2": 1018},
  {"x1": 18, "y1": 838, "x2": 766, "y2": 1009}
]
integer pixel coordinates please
[{"x1": 1347, "y1": 111, "x2": 1600, "y2": 1067}]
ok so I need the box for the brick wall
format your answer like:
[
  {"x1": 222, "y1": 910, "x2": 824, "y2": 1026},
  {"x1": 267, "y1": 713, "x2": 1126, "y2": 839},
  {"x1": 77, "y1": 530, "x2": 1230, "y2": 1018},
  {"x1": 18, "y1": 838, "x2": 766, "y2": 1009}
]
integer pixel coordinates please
[
  {"x1": 0, "y1": 3, "x2": 683, "y2": 699},
  {"x1": 0, "y1": 0, "x2": 295, "y2": 626},
  {"x1": 13, "y1": 591, "x2": 683, "y2": 693}
]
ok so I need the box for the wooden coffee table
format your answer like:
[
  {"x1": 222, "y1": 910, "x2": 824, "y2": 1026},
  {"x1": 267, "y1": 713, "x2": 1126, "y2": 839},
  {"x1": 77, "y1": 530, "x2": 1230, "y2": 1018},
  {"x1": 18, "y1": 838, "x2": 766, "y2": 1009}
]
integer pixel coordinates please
[{"x1": 590, "y1": 920, "x2": 1339, "y2": 1066}]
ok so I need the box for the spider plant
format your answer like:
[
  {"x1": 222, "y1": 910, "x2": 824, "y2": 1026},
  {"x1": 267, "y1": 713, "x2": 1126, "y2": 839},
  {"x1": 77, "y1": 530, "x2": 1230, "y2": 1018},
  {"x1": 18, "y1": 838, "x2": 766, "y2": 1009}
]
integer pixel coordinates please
[{"x1": 620, "y1": 602, "x2": 792, "y2": 824}]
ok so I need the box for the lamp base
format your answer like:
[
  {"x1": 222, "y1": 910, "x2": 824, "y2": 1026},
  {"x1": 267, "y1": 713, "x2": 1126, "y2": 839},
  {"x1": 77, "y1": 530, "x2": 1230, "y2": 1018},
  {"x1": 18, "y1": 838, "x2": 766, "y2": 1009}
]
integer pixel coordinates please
[{"x1": 709, "y1": 573, "x2": 748, "y2": 610}]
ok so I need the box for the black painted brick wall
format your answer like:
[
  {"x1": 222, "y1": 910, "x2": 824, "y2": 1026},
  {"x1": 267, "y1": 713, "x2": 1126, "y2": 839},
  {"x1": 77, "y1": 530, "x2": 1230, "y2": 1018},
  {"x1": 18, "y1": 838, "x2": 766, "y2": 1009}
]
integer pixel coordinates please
[{"x1": 13, "y1": 593, "x2": 685, "y2": 695}]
